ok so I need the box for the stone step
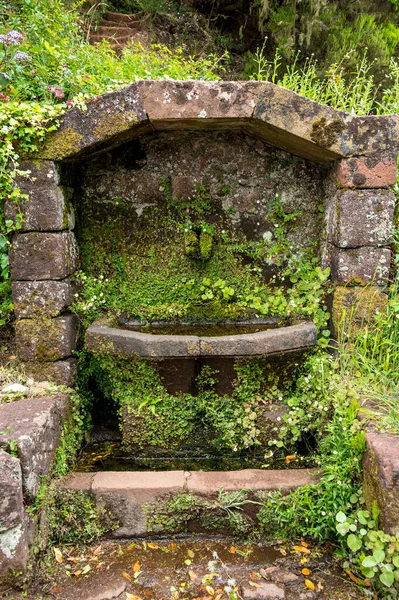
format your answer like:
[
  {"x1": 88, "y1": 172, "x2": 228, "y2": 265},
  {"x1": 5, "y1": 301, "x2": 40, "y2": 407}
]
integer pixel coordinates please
[
  {"x1": 94, "y1": 25, "x2": 142, "y2": 36},
  {"x1": 104, "y1": 11, "x2": 142, "y2": 24},
  {"x1": 90, "y1": 33, "x2": 137, "y2": 45},
  {"x1": 63, "y1": 468, "x2": 320, "y2": 537}
]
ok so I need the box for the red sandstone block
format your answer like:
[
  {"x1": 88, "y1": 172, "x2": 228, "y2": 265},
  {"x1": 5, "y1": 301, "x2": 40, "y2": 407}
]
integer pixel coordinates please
[{"x1": 336, "y1": 154, "x2": 397, "y2": 188}]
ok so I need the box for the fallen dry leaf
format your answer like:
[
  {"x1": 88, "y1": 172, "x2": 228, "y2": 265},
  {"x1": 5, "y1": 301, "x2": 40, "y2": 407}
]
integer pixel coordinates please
[
  {"x1": 215, "y1": 594, "x2": 223, "y2": 600},
  {"x1": 187, "y1": 549, "x2": 195, "y2": 558},
  {"x1": 304, "y1": 579, "x2": 315, "y2": 590},
  {"x1": 121, "y1": 571, "x2": 132, "y2": 582},
  {"x1": 147, "y1": 543, "x2": 159, "y2": 549},
  {"x1": 344, "y1": 569, "x2": 365, "y2": 586},
  {"x1": 279, "y1": 548, "x2": 287, "y2": 556},
  {"x1": 93, "y1": 545, "x2": 102, "y2": 556},
  {"x1": 49, "y1": 588, "x2": 63, "y2": 594},
  {"x1": 229, "y1": 546, "x2": 237, "y2": 554},
  {"x1": 301, "y1": 568, "x2": 311, "y2": 576},
  {"x1": 133, "y1": 561, "x2": 141, "y2": 573},
  {"x1": 169, "y1": 542, "x2": 177, "y2": 552},
  {"x1": 285, "y1": 455, "x2": 297, "y2": 464},
  {"x1": 205, "y1": 586, "x2": 215, "y2": 596},
  {"x1": 300, "y1": 557, "x2": 308, "y2": 564},
  {"x1": 301, "y1": 540, "x2": 308, "y2": 548},
  {"x1": 316, "y1": 582, "x2": 324, "y2": 592},
  {"x1": 67, "y1": 556, "x2": 80, "y2": 563},
  {"x1": 189, "y1": 570, "x2": 198, "y2": 582},
  {"x1": 248, "y1": 581, "x2": 262, "y2": 588},
  {"x1": 53, "y1": 548, "x2": 63, "y2": 564},
  {"x1": 293, "y1": 545, "x2": 311, "y2": 554},
  {"x1": 96, "y1": 561, "x2": 105, "y2": 569},
  {"x1": 126, "y1": 594, "x2": 142, "y2": 600},
  {"x1": 73, "y1": 570, "x2": 82, "y2": 577}
]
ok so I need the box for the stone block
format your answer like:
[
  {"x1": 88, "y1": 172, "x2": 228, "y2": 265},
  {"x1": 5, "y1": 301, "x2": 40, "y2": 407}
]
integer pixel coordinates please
[
  {"x1": 186, "y1": 469, "x2": 319, "y2": 497},
  {"x1": 0, "y1": 450, "x2": 29, "y2": 584},
  {"x1": 171, "y1": 176, "x2": 195, "y2": 201},
  {"x1": 336, "y1": 154, "x2": 398, "y2": 188},
  {"x1": 0, "y1": 395, "x2": 71, "y2": 500},
  {"x1": 91, "y1": 471, "x2": 186, "y2": 536},
  {"x1": 330, "y1": 189, "x2": 395, "y2": 248},
  {"x1": 331, "y1": 286, "x2": 388, "y2": 336},
  {"x1": 15, "y1": 315, "x2": 79, "y2": 362},
  {"x1": 12, "y1": 279, "x2": 76, "y2": 318},
  {"x1": 363, "y1": 431, "x2": 399, "y2": 534},
  {"x1": 331, "y1": 247, "x2": 391, "y2": 285},
  {"x1": 10, "y1": 232, "x2": 79, "y2": 280},
  {"x1": 5, "y1": 186, "x2": 74, "y2": 232},
  {"x1": 23, "y1": 358, "x2": 78, "y2": 387}
]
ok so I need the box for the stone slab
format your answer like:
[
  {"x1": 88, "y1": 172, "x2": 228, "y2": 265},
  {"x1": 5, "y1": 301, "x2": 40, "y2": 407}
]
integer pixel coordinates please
[
  {"x1": 363, "y1": 431, "x2": 399, "y2": 535},
  {"x1": 86, "y1": 324, "x2": 201, "y2": 358},
  {"x1": 242, "y1": 582, "x2": 285, "y2": 600},
  {"x1": 23, "y1": 358, "x2": 78, "y2": 387},
  {"x1": 15, "y1": 315, "x2": 79, "y2": 362},
  {"x1": 63, "y1": 472, "x2": 94, "y2": 492},
  {"x1": 12, "y1": 279, "x2": 76, "y2": 318},
  {"x1": 91, "y1": 471, "x2": 186, "y2": 537},
  {"x1": 336, "y1": 154, "x2": 398, "y2": 188},
  {"x1": 0, "y1": 451, "x2": 29, "y2": 585},
  {"x1": 331, "y1": 246, "x2": 391, "y2": 285},
  {"x1": 331, "y1": 286, "x2": 388, "y2": 336},
  {"x1": 86, "y1": 322, "x2": 317, "y2": 359},
  {"x1": 330, "y1": 189, "x2": 395, "y2": 248},
  {"x1": 35, "y1": 80, "x2": 399, "y2": 164},
  {"x1": 10, "y1": 232, "x2": 79, "y2": 280},
  {"x1": 200, "y1": 322, "x2": 317, "y2": 357},
  {"x1": 0, "y1": 394, "x2": 71, "y2": 500},
  {"x1": 185, "y1": 469, "x2": 319, "y2": 496}
]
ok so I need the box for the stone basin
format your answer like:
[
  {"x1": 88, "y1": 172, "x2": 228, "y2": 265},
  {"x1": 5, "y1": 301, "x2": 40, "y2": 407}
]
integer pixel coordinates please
[{"x1": 86, "y1": 320, "x2": 317, "y2": 359}]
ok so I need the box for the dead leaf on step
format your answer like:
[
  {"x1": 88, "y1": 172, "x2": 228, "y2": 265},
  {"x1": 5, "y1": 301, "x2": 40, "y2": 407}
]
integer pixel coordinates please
[
  {"x1": 304, "y1": 579, "x2": 315, "y2": 590},
  {"x1": 187, "y1": 549, "x2": 195, "y2": 558},
  {"x1": 215, "y1": 594, "x2": 223, "y2": 600},
  {"x1": 122, "y1": 571, "x2": 132, "y2": 582},
  {"x1": 205, "y1": 586, "x2": 214, "y2": 596},
  {"x1": 189, "y1": 570, "x2": 198, "y2": 582},
  {"x1": 92, "y1": 545, "x2": 102, "y2": 556},
  {"x1": 301, "y1": 540, "x2": 308, "y2": 548},
  {"x1": 96, "y1": 561, "x2": 105, "y2": 569},
  {"x1": 169, "y1": 542, "x2": 177, "y2": 552},
  {"x1": 300, "y1": 557, "x2": 308, "y2": 564},
  {"x1": 279, "y1": 548, "x2": 287, "y2": 556},
  {"x1": 285, "y1": 455, "x2": 297, "y2": 464},
  {"x1": 73, "y1": 570, "x2": 82, "y2": 577},
  {"x1": 293, "y1": 545, "x2": 310, "y2": 554},
  {"x1": 344, "y1": 569, "x2": 365, "y2": 586},
  {"x1": 301, "y1": 568, "x2": 311, "y2": 576},
  {"x1": 316, "y1": 582, "x2": 324, "y2": 592},
  {"x1": 248, "y1": 581, "x2": 262, "y2": 588},
  {"x1": 49, "y1": 588, "x2": 63, "y2": 594},
  {"x1": 133, "y1": 561, "x2": 141, "y2": 573},
  {"x1": 81, "y1": 564, "x2": 91, "y2": 575},
  {"x1": 53, "y1": 547, "x2": 63, "y2": 564},
  {"x1": 126, "y1": 594, "x2": 142, "y2": 600},
  {"x1": 229, "y1": 546, "x2": 237, "y2": 554},
  {"x1": 147, "y1": 543, "x2": 159, "y2": 549},
  {"x1": 67, "y1": 556, "x2": 80, "y2": 563}
]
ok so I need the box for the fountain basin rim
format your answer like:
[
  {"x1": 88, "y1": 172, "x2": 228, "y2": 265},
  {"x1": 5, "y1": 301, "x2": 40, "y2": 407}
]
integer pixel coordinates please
[{"x1": 86, "y1": 320, "x2": 317, "y2": 359}]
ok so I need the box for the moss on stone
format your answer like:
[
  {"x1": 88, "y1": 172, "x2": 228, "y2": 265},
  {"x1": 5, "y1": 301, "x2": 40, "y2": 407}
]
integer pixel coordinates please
[
  {"x1": 331, "y1": 285, "x2": 388, "y2": 336},
  {"x1": 93, "y1": 111, "x2": 139, "y2": 141},
  {"x1": 310, "y1": 118, "x2": 346, "y2": 147},
  {"x1": 199, "y1": 231, "x2": 213, "y2": 260},
  {"x1": 37, "y1": 128, "x2": 83, "y2": 160}
]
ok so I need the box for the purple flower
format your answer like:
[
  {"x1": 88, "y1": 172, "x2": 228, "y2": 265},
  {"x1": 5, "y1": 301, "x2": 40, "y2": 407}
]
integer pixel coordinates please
[
  {"x1": 0, "y1": 30, "x2": 23, "y2": 47},
  {"x1": 65, "y1": 99, "x2": 73, "y2": 106},
  {"x1": 14, "y1": 50, "x2": 30, "y2": 62}
]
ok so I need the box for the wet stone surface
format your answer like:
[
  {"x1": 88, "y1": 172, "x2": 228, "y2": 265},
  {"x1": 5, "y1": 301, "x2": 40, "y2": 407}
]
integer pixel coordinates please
[{"x1": 5, "y1": 538, "x2": 366, "y2": 600}]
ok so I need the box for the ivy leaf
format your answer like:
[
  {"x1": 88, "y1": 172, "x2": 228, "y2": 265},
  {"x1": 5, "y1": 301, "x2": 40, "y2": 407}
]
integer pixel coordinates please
[
  {"x1": 380, "y1": 571, "x2": 394, "y2": 587},
  {"x1": 362, "y1": 556, "x2": 378, "y2": 568},
  {"x1": 336, "y1": 511, "x2": 346, "y2": 523},
  {"x1": 347, "y1": 534, "x2": 362, "y2": 553},
  {"x1": 373, "y1": 549, "x2": 385, "y2": 564},
  {"x1": 392, "y1": 556, "x2": 399, "y2": 568}
]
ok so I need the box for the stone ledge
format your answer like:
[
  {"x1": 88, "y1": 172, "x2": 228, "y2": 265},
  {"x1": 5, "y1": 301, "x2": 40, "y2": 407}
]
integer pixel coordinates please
[
  {"x1": 63, "y1": 468, "x2": 320, "y2": 538},
  {"x1": 15, "y1": 314, "x2": 79, "y2": 362},
  {"x1": 12, "y1": 279, "x2": 76, "y2": 318},
  {"x1": 336, "y1": 154, "x2": 398, "y2": 188},
  {"x1": 0, "y1": 394, "x2": 71, "y2": 500},
  {"x1": 185, "y1": 468, "x2": 320, "y2": 496},
  {"x1": 85, "y1": 322, "x2": 317, "y2": 359},
  {"x1": 363, "y1": 430, "x2": 399, "y2": 535}
]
